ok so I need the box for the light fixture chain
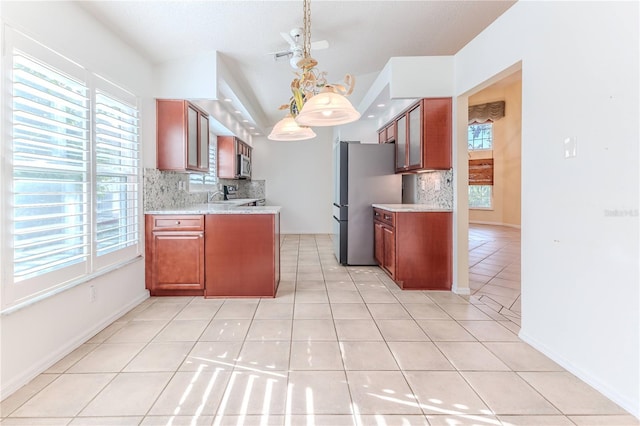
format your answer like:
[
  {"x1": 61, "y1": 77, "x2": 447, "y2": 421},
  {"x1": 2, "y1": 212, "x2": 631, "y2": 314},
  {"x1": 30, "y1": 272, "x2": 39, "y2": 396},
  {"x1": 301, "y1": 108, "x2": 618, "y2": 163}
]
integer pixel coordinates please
[{"x1": 303, "y1": 0, "x2": 311, "y2": 59}]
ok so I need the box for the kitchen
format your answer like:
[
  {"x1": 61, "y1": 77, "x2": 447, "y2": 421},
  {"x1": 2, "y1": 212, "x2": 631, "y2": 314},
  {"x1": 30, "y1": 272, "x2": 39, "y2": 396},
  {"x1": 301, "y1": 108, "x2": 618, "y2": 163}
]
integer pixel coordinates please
[{"x1": 1, "y1": 1, "x2": 638, "y2": 424}]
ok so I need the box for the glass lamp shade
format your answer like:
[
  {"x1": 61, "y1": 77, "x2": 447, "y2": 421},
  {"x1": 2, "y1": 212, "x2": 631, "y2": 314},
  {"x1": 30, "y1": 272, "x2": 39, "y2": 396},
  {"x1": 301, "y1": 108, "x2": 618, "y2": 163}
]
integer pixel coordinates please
[
  {"x1": 295, "y1": 90, "x2": 361, "y2": 127},
  {"x1": 268, "y1": 114, "x2": 316, "y2": 141}
]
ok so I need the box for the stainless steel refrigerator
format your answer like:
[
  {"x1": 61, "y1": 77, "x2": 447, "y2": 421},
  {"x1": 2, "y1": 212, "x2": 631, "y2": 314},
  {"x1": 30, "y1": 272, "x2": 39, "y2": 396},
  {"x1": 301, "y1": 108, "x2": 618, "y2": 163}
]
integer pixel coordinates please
[{"x1": 333, "y1": 141, "x2": 402, "y2": 265}]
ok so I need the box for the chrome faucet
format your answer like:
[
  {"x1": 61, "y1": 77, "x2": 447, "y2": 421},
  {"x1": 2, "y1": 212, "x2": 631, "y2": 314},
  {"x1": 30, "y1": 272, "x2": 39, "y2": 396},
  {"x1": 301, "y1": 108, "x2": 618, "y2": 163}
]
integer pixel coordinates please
[{"x1": 208, "y1": 190, "x2": 223, "y2": 203}]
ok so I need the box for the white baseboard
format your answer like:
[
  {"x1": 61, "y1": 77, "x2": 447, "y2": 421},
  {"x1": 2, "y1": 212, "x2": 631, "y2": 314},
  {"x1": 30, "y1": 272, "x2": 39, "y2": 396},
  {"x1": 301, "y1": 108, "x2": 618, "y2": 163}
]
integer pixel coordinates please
[
  {"x1": 452, "y1": 286, "x2": 471, "y2": 295},
  {"x1": 519, "y1": 329, "x2": 640, "y2": 419},
  {"x1": 1, "y1": 290, "x2": 150, "y2": 400},
  {"x1": 469, "y1": 220, "x2": 521, "y2": 229}
]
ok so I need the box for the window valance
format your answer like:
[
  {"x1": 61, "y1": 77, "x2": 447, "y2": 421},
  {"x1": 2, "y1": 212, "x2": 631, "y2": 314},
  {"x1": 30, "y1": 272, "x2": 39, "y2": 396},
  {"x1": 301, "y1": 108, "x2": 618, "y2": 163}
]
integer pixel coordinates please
[{"x1": 468, "y1": 101, "x2": 505, "y2": 124}]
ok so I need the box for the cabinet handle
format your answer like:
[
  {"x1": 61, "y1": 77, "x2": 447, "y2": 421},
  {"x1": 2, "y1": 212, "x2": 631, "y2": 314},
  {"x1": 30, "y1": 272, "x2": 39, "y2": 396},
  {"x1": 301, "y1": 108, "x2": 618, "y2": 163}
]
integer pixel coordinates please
[
  {"x1": 384, "y1": 215, "x2": 392, "y2": 221},
  {"x1": 176, "y1": 221, "x2": 181, "y2": 225},
  {"x1": 374, "y1": 212, "x2": 380, "y2": 217},
  {"x1": 199, "y1": 233, "x2": 204, "y2": 238}
]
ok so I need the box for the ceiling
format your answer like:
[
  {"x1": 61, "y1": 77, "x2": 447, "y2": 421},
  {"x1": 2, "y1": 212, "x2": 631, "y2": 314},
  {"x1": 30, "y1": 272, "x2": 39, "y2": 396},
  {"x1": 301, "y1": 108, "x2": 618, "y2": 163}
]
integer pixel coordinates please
[{"x1": 78, "y1": 0, "x2": 516, "y2": 136}]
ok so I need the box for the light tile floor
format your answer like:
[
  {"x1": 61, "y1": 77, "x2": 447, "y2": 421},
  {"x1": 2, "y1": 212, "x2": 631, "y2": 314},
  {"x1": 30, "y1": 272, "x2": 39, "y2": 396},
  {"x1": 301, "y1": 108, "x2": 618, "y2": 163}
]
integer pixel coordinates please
[
  {"x1": 2, "y1": 233, "x2": 638, "y2": 426},
  {"x1": 469, "y1": 224, "x2": 522, "y2": 324}
]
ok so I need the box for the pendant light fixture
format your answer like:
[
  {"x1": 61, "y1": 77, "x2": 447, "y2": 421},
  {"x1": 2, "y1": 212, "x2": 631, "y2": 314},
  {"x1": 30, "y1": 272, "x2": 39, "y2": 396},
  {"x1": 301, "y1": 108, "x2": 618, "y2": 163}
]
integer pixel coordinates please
[
  {"x1": 276, "y1": 0, "x2": 360, "y2": 131},
  {"x1": 268, "y1": 113, "x2": 316, "y2": 141},
  {"x1": 295, "y1": 86, "x2": 361, "y2": 127}
]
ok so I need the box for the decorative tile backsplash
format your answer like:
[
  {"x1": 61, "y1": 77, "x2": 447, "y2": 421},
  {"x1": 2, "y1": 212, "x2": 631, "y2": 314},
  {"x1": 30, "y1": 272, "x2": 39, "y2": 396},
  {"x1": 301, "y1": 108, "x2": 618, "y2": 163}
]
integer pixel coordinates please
[
  {"x1": 143, "y1": 168, "x2": 266, "y2": 211},
  {"x1": 416, "y1": 169, "x2": 453, "y2": 209},
  {"x1": 216, "y1": 178, "x2": 265, "y2": 200}
]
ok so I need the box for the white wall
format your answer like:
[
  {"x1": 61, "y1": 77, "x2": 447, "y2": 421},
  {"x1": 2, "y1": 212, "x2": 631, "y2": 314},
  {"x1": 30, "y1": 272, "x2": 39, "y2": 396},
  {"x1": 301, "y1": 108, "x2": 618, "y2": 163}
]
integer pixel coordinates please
[
  {"x1": 455, "y1": 1, "x2": 639, "y2": 417},
  {"x1": 252, "y1": 128, "x2": 334, "y2": 234},
  {"x1": 0, "y1": 1, "x2": 153, "y2": 397}
]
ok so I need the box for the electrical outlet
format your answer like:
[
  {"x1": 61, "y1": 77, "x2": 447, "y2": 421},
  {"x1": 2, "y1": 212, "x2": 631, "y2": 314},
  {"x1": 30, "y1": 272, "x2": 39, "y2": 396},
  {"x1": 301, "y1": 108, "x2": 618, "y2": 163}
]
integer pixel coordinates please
[
  {"x1": 434, "y1": 177, "x2": 441, "y2": 191},
  {"x1": 89, "y1": 285, "x2": 96, "y2": 303}
]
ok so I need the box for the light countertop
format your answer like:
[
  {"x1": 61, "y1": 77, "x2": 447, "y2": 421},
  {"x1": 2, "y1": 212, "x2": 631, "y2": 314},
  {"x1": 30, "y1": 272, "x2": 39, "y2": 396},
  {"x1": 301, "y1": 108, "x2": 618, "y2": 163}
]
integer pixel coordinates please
[
  {"x1": 146, "y1": 200, "x2": 281, "y2": 215},
  {"x1": 372, "y1": 204, "x2": 453, "y2": 213}
]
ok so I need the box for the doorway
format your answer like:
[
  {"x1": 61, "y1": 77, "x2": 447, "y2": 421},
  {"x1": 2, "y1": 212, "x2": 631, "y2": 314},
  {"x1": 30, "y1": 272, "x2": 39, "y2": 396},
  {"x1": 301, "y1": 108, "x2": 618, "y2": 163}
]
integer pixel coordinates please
[{"x1": 456, "y1": 67, "x2": 522, "y2": 328}]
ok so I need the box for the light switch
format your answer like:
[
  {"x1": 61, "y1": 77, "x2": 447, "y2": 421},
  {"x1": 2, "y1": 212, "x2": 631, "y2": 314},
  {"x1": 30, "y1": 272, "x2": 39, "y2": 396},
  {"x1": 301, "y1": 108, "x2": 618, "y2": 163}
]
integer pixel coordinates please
[
  {"x1": 434, "y1": 176, "x2": 441, "y2": 191},
  {"x1": 564, "y1": 136, "x2": 578, "y2": 158}
]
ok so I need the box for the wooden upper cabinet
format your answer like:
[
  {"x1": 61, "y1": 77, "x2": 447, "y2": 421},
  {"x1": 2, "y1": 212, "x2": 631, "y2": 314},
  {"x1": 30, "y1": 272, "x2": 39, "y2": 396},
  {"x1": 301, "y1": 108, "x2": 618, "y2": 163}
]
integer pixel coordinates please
[
  {"x1": 396, "y1": 115, "x2": 407, "y2": 171},
  {"x1": 377, "y1": 122, "x2": 396, "y2": 144},
  {"x1": 199, "y1": 114, "x2": 210, "y2": 170},
  {"x1": 157, "y1": 99, "x2": 210, "y2": 172},
  {"x1": 422, "y1": 97, "x2": 452, "y2": 170},
  {"x1": 385, "y1": 122, "x2": 396, "y2": 143},
  {"x1": 218, "y1": 135, "x2": 252, "y2": 179},
  {"x1": 407, "y1": 104, "x2": 422, "y2": 169},
  {"x1": 391, "y1": 97, "x2": 452, "y2": 173},
  {"x1": 187, "y1": 105, "x2": 199, "y2": 169}
]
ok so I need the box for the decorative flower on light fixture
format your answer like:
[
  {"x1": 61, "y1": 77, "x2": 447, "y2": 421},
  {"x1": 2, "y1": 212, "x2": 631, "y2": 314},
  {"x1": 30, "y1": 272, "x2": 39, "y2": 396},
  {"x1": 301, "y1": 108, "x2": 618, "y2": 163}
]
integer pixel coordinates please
[{"x1": 275, "y1": 0, "x2": 360, "y2": 131}]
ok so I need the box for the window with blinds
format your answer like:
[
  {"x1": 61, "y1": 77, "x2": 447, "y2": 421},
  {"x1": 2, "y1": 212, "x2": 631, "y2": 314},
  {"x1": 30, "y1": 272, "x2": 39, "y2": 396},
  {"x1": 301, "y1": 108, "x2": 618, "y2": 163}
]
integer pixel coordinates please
[
  {"x1": 468, "y1": 123, "x2": 493, "y2": 151},
  {"x1": 4, "y1": 28, "x2": 141, "y2": 310},
  {"x1": 189, "y1": 133, "x2": 217, "y2": 187},
  {"x1": 95, "y1": 91, "x2": 139, "y2": 257},
  {"x1": 12, "y1": 52, "x2": 90, "y2": 282},
  {"x1": 468, "y1": 123, "x2": 494, "y2": 209}
]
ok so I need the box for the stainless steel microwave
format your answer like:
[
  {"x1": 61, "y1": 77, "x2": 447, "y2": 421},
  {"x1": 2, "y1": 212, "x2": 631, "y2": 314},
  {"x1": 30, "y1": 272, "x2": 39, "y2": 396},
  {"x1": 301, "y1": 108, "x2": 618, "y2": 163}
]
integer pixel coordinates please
[{"x1": 237, "y1": 154, "x2": 251, "y2": 178}]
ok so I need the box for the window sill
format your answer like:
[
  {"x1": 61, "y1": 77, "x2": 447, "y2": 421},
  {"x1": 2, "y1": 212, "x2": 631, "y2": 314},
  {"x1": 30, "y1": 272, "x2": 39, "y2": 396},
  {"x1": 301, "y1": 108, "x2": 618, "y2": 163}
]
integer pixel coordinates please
[{"x1": 1, "y1": 256, "x2": 143, "y2": 316}]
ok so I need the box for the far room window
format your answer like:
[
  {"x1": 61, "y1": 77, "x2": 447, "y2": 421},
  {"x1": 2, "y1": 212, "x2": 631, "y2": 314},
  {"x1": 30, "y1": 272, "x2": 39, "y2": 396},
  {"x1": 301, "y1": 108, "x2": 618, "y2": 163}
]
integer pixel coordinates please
[
  {"x1": 469, "y1": 185, "x2": 493, "y2": 209},
  {"x1": 468, "y1": 123, "x2": 493, "y2": 209},
  {"x1": 468, "y1": 123, "x2": 493, "y2": 151}
]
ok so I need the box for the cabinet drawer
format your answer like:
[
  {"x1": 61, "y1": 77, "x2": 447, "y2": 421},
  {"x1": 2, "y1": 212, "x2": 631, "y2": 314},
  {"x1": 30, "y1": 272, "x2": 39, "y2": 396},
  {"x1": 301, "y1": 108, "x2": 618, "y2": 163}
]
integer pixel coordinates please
[
  {"x1": 152, "y1": 215, "x2": 204, "y2": 231},
  {"x1": 373, "y1": 208, "x2": 395, "y2": 227}
]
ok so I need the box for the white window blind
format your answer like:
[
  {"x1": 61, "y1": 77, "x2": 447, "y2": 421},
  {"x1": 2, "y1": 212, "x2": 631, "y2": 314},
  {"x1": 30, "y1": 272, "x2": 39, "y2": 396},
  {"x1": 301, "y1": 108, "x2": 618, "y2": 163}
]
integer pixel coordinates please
[
  {"x1": 3, "y1": 28, "x2": 141, "y2": 310},
  {"x1": 95, "y1": 91, "x2": 139, "y2": 257},
  {"x1": 12, "y1": 51, "x2": 90, "y2": 283}
]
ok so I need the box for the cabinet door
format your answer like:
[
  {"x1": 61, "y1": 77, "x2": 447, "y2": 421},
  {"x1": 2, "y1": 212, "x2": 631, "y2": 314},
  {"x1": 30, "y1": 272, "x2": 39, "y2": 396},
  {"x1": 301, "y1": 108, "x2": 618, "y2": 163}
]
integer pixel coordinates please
[
  {"x1": 217, "y1": 136, "x2": 238, "y2": 179},
  {"x1": 396, "y1": 115, "x2": 407, "y2": 171},
  {"x1": 187, "y1": 105, "x2": 199, "y2": 170},
  {"x1": 199, "y1": 113, "x2": 210, "y2": 170},
  {"x1": 374, "y1": 222, "x2": 384, "y2": 265},
  {"x1": 378, "y1": 128, "x2": 386, "y2": 144},
  {"x1": 422, "y1": 98, "x2": 452, "y2": 169},
  {"x1": 152, "y1": 231, "x2": 204, "y2": 291},
  {"x1": 386, "y1": 123, "x2": 396, "y2": 142},
  {"x1": 408, "y1": 105, "x2": 422, "y2": 169},
  {"x1": 383, "y1": 226, "x2": 395, "y2": 277}
]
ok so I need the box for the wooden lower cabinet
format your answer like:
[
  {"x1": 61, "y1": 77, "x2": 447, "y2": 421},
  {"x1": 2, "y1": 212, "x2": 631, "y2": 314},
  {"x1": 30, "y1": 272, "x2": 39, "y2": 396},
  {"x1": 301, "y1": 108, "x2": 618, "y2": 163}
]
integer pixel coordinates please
[
  {"x1": 374, "y1": 221, "x2": 396, "y2": 277},
  {"x1": 145, "y1": 215, "x2": 205, "y2": 296},
  {"x1": 373, "y1": 208, "x2": 452, "y2": 290},
  {"x1": 145, "y1": 213, "x2": 280, "y2": 298},
  {"x1": 204, "y1": 213, "x2": 280, "y2": 298}
]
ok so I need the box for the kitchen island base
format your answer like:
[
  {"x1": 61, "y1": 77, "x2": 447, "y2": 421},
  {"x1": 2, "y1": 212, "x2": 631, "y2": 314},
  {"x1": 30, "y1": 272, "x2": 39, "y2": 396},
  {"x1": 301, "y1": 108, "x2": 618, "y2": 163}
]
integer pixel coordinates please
[{"x1": 204, "y1": 213, "x2": 280, "y2": 298}]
